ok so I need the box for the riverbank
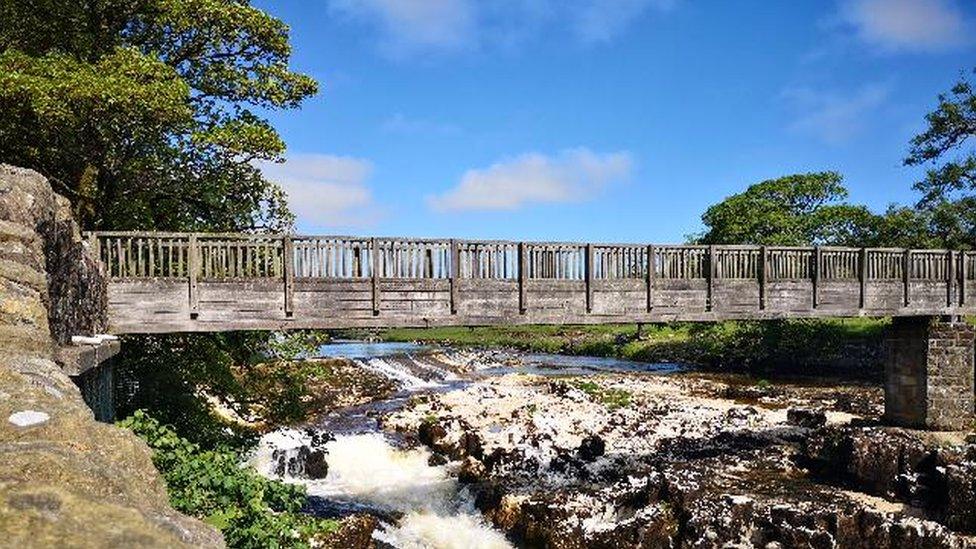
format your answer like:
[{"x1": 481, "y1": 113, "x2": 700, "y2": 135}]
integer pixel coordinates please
[{"x1": 371, "y1": 318, "x2": 887, "y2": 380}]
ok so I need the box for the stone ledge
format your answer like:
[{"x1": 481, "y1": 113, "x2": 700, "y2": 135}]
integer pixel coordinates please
[{"x1": 57, "y1": 339, "x2": 121, "y2": 377}]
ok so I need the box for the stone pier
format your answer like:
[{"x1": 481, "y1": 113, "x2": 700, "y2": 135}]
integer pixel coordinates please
[{"x1": 884, "y1": 316, "x2": 975, "y2": 431}]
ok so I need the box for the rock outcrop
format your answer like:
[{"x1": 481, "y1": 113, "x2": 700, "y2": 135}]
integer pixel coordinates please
[
  {"x1": 385, "y1": 369, "x2": 976, "y2": 548},
  {"x1": 0, "y1": 165, "x2": 223, "y2": 547}
]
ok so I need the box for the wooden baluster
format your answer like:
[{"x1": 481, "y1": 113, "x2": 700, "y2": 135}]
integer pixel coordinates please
[
  {"x1": 962, "y1": 252, "x2": 969, "y2": 307},
  {"x1": 707, "y1": 245, "x2": 716, "y2": 311},
  {"x1": 125, "y1": 237, "x2": 132, "y2": 277},
  {"x1": 903, "y1": 249, "x2": 912, "y2": 307},
  {"x1": 646, "y1": 245, "x2": 655, "y2": 312},
  {"x1": 371, "y1": 238, "x2": 381, "y2": 315},
  {"x1": 585, "y1": 244, "x2": 594, "y2": 313},
  {"x1": 759, "y1": 246, "x2": 767, "y2": 311},
  {"x1": 188, "y1": 235, "x2": 199, "y2": 318},
  {"x1": 947, "y1": 250, "x2": 956, "y2": 308},
  {"x1": 812, "y1": 246, "x2": 822, "y2": 309},
  {"x1": 146, "y1": 238, "x2": 155, "y2": 277},
  {"x1": 449, "y1": 240, "x2": 460, "y2": 314},
  {"x1": 859, "y1": 248, "x2": 868, "y2": 310},
  {"x1": 519, "y1": 242, "x2": 527, "y2": 314},
  {"x1": 283, "y1": 236, "x2": 294, "y2": 317}
]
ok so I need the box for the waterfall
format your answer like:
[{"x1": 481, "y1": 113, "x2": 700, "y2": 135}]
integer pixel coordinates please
[
  {"x1": 352, "y1": 357, "x2": 443, "y2": 390},
  {"x1": 252, "y1": 431, "x2": 512, "y2": 549}
]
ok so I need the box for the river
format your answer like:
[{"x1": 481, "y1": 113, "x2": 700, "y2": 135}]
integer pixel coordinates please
[{"x1": 250, "y1": 342, "x2": 683, "y2": 548}]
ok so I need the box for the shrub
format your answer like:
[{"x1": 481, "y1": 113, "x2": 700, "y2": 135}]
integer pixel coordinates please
[{"x1": 119, "y1": 410, "x2": 338, "y2": 548}]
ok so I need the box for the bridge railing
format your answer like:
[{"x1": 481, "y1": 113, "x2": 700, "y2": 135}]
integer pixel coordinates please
[
  {"x1": 87, "y1": 232, "x2": 975, "y2": 282},
  {"x1": 89, "y1": 232, "x2": 976, "y2": 325},
  {"x1": 88, "y1": 233, "x2": 976, "y2": 280}
]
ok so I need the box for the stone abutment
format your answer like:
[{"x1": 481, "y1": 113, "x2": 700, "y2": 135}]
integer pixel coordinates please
[{"x1": 885, "y1": 316, "x2": 976, "y2": 431}]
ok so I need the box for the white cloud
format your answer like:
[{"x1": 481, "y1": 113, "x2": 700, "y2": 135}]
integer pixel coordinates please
[
  {"x1": 428, "y1": 148, "x2": 633, "y2": 211},
  {"x1": 258, "y1": 153, "x2": 380, "y2": 228},
  {"x1": 839, "y1": 0, "x2": 970, "y2": 52},
  {"x1": 572, "y1": 0, "x2": 677, "y2": 43},
  {"x1": 782, "y1": 83, "x2": 890, "y2": 145},
  {"x1": 329, "y1": 0, "x2": 676, "y2": 57},
  {"x1": 329, "y1": 0, "x2": 476, "y2": 57}
]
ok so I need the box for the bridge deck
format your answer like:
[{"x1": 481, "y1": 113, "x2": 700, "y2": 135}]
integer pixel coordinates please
[{"x1": 89, "y1": 232, "x2": 976, "y2": 333}]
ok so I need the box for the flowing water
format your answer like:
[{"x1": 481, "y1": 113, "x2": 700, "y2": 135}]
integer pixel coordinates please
[{"x1": 251, "y1": 342, "x2": 683, "y2": 548}]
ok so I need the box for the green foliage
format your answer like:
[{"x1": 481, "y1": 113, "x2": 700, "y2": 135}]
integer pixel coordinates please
[
  {"x1": 119, "y1": 410, "x2": 339, "y2": 548},
  {"x1": 696, "y1": 172, "x2": 875, "y2": 246},
  {"x1": 379, "y1": 318, "x2": 887, "y2": 379},
  {"x1": 0, "y1": 0, "x2": 316, "y2": 231},
  {"x1": 906, "y1": 69, "x2": 976, "y2": 201},
  {"x1": 904, "y1": 68, "x2": 976, "y2": 248},
  {"x1": 569, "y1": 380, "x2": 632, "y2": 410},
  {"x1": 115, "y1": 330, "x2": 329, "y2": 449}
]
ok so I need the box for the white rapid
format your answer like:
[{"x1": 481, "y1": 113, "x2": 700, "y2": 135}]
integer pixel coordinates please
[
  {"x1": 252, "y1": 430, "x2": 512, "y2": 549},
  {"x1": 251, "y1": 347, "x2": 674, "y2": 547},
  {"x1": 351, "y1": 357, "x2": 444, "y2": 390},
  {"x1": 251, "y1": 349, "x2": 511, "y2": 548}
]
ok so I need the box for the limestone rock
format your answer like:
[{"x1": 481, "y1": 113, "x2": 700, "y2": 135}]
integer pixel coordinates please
[
  {"x1": 0, "y1": 165, "x2": 222, "y2": 547},
  {"x1": 577, "y1": 434, "x2": 605, "y2": 461},
  {"x1": 786, "y1": 407, "x2": 827, "y2": 429}
]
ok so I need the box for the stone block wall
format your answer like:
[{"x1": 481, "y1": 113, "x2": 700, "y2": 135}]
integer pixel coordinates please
[
  {"x1": 0, "y1": 165, "x2": 222, "y2": 547},
  {"x1": 884, "y1": 316, "x2": 975, "y2": 431},
  {"x1": 43, "y1": 193, "x2": 107, "y2": 344}
]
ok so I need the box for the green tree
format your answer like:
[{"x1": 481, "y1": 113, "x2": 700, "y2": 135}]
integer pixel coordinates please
[
  {"x1": 0, "y1": 0, "x2": 316, "y2": 231},
  {"x1": 697, "y1": 172, "x2": 874, "y2": 246},
  {"x1": 905, "y1": 68, "x2": 976, "y2": 248},
  {"x1": 0, "y1": 1, "x2": 323, "y2": 449},
  {"x1": 115, "y1": 329, "x2": 329, "y2": 449}
]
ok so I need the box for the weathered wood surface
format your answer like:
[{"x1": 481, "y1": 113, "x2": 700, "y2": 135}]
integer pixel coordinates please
[{"x1": 90, "y1": 232, "x2": 976, "y2": 333}]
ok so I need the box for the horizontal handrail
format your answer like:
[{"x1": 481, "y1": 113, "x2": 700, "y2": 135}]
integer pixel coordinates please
[{"x1": 85, "y1": 232, "x2": 975, "y2": 283}]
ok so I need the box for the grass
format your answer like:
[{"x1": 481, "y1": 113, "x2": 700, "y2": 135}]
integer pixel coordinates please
[
  {"x1": 570, "y1": 380, "x2": 633, "y2": 410},
  {"x1": 375, "y1": 318, "x2": 889, "y2": 378}
]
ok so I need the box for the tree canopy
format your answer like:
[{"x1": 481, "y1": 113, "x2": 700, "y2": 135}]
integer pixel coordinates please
[
  {"x1": 0, "y1": 0, "x2": 317, "y2": 231},
  {"x1": 696, "y1": 172, "x2": 874, "y2": 246},
  {"x1": 904, "y1": 68, "x2": 976, "y2": 248}
]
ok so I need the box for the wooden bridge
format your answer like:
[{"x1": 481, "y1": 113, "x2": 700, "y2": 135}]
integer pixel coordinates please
[{"x1": 90, "y1": 232, "x2": 976, "y2": 334}]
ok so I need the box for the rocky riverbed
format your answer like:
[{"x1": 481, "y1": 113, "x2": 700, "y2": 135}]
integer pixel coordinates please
[{"x1": 258, "y1": 347, "x2": 976, "y2": 548}]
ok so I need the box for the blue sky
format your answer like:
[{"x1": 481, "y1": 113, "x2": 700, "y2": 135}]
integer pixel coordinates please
[{"x1": 254, "y1": 0, "x2": 976, "y2": 243}]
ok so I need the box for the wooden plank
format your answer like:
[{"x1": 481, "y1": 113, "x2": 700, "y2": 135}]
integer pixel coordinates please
[
  {"x1": 188, "y1": 235, "x2": 199, "y2": 317},
  {"x1": 903, "y1": 249, "x2": 912, "y2": 307},
  {"x1": 859, "y1": 248, "x2": 868, "y2": 309},
  {"x1": 758, "y1": 245, "x2": 767, "y2": 310},
  {"x1": 371, "y1": 237, "x2": 381, "y2": 316},
  {"x1": 449, "y1": 239, "x2": 459, "y2": 314},
  {"x1": 283, "y1": 236, "x2": 294, "y2": 317},
  {"x1": 585, "y1": 243, "x2": 593, "y2": 313},
  {"x1": 962, "y1": 252, "x2": 969, "y2": 307},
  {"x1": 646, "y1": 244, "x2": 655, "y2": 312},
  {"x1": 518, "y1": 242, "x2": 527, "y2": 314},
  {"x1": 91, "y1": 231, "x2": 976, "y2": 333},
  {"x1": 812, "y1": 246, "x2": 821, "y2": 309},
  {"x1": 948, "y1": 250, "x2": 956, "y2": 308},
  {"x1": 707, "y1": 245, "x2": 715, "y2": 311}
]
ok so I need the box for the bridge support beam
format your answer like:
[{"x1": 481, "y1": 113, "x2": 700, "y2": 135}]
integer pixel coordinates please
[{"x1": 884, "y1": 316, "x2": 975, "y2": 431}]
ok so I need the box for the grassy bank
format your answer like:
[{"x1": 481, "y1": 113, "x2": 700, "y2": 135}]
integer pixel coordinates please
[{"x1": 377, "y1": 318, "x2": 889, "y2": 380}]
